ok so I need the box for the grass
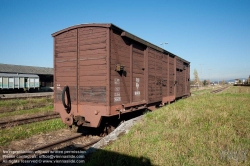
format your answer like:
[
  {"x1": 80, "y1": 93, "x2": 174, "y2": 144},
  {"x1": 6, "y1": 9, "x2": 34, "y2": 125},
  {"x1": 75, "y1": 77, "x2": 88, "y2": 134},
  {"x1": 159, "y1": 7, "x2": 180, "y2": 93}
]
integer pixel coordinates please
[
  {"x1": 190, "y1": 85, "x2": 227, "y2": 96},
  {"x1": 0, "y1": 97, "x2": 53, "y2": 112},
  {"x1": 85, "y1": 86, "x2": 250, "y2": 166},
  {"x1": 0, "y1": 119, "x2": 66, "y2": 146},
  {"x1": 0, "y1": 105, "x2": 54, "y2": 119},
  {"x1": 0, "y1": 96, "x2": 64, "y2": 147},
  {"x1": 223, "y1": 86, "x2": 250, "y2": 94},
  {"x1": 191, "y1": 88, "x2": 211, "y2": 95}
]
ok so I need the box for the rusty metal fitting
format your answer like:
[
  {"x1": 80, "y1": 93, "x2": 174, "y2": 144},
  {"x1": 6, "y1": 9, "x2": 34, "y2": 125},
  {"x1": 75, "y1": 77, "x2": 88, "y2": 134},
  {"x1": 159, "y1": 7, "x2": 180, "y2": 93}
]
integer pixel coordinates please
[
  {"x1": 94, "y1": 110, "x2": 99, "y2": 115},
  {"x1": 65, "y1": 116, "x2": 73, "y2": 126}
]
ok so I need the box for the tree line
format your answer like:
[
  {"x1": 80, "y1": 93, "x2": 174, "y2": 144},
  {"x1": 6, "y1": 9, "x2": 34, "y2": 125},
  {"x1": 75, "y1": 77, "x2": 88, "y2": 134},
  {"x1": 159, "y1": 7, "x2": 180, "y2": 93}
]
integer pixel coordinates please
[{"x1": 191, "y1": 69, "x2": 250, "y2": 86}]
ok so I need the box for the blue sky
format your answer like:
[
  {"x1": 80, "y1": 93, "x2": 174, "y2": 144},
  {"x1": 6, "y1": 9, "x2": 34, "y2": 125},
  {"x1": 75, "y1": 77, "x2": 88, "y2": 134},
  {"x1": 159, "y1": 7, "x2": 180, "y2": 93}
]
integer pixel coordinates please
[{"x1": 0, "y1": 0, "x2": 249, "y2": 81}]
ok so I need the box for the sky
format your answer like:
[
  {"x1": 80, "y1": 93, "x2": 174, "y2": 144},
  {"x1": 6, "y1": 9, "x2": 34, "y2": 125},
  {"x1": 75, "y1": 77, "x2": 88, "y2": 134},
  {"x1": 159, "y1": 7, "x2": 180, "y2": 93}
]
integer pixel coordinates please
[{"x1": 0, "y1": 0, "x2": 250, "y2": 81}]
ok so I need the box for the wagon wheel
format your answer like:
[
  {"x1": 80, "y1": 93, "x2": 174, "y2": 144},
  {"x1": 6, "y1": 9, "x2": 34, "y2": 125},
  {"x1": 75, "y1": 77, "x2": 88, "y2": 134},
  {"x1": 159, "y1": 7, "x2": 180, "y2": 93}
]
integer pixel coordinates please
[{"x1": 100, "y1": 123, "x2": 115, "y2": 137}]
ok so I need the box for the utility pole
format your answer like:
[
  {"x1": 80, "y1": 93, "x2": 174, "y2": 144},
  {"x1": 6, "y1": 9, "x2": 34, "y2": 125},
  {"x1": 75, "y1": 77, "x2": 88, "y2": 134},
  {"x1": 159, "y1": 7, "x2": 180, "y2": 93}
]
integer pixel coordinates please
[{"x1": 160, "y1": 42, "x2": 168, "y2": 49}]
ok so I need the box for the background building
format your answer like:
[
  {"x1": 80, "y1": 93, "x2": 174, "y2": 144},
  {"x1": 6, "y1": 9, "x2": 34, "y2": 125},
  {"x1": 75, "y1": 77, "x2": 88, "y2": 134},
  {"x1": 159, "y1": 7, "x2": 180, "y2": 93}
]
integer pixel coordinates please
[{"x1": 0, "y1": 63, "x2": 53, "y2": 88}]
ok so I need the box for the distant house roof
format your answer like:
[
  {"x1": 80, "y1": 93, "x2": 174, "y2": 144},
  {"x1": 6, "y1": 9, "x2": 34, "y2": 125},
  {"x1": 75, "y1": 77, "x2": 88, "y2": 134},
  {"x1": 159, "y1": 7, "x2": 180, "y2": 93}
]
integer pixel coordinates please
[{"x1": 0, "y1": 63, "x2": 53, "y2": 75}]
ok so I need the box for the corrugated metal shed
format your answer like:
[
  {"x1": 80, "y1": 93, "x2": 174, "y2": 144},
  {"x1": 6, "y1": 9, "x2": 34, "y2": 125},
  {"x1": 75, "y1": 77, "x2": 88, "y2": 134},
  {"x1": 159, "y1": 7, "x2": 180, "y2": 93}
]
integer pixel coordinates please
[{"x1": 0, "y1": 63, "x2": 53, "y2": 75}]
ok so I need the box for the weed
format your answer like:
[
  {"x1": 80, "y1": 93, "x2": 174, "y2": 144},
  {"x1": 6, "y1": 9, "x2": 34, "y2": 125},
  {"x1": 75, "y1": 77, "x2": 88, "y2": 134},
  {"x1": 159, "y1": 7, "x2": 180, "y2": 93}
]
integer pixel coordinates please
[
  {"x1": 0, "y1": 119, "x2": 66, "y2": 146},
  {"x1": 0, "y1": 97, "x2": 53, "y2": 112},
  {"x1": 0, "y1": 105, "x2": 53, "y2": 119},
  {"x1": 85, "y1": 86, "x2": 250, "y2": 166}
]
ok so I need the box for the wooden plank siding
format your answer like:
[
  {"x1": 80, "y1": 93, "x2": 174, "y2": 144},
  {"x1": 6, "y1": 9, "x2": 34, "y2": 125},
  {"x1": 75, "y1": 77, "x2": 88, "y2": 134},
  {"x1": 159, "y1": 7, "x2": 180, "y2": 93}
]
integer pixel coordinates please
[
  {"x1": 110, "y1": 29, "x2": 131, "y2": 105},
  {"x1": 52, "y1": 23, "x2": 190, "y2": 128},
  {"x1": 54, "y1": 29, "x2": 78, "y2": 104},
  {"x1": 132, "y1": 43, "x2": 145, "y2": 103},
  {"x1": 54, "y1": 27, "x2": 108, "y2": 106},
  {"x1": 169, "y1": 56, "x2": 175, "y2": 97},
  {"x1": 147, "y1": 48, "x2": 177, "y2": 104},
  {"x1": 78, "y1": 27, "x2": 108, "y2": 105},
  {"x1": 54, "y1": 26, "x2": 189, "y2": 109},
  {"x1": 175, "y1": 58, "x2": 190, "y2": 98}
]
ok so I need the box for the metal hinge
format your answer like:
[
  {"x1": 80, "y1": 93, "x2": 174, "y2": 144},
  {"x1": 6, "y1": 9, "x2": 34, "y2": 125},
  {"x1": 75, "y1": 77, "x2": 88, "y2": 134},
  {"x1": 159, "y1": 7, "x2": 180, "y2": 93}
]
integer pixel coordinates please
[{"x1": 115, "y1": 64, "x2": 125, "y2": 72}]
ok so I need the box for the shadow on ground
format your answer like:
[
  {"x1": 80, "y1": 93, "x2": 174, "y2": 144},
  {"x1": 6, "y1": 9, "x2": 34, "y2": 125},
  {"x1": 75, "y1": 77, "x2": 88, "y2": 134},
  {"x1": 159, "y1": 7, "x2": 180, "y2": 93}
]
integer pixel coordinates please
[{"x1": 84, "y1": 148, "x2": 153, "y2": 166}]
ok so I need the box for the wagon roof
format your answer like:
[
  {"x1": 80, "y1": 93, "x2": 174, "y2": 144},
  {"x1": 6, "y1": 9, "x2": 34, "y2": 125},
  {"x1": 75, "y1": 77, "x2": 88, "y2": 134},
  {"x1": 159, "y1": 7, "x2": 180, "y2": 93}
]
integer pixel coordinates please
[
  {"x1": 0, "y1": 63, "x2": 53, "y2": 75},
  {"x1": 52, "y1": 23, "x2": 190, "y2": 64},
  {"x1": 0, "y1": 73, "x2": 39, "y2": 78}
]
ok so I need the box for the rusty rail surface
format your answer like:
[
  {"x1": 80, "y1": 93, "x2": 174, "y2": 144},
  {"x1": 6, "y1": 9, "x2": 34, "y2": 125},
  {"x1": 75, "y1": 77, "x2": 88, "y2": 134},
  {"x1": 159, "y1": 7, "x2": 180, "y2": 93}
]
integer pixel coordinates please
[
  {"x1": 0, "y1": 113, "x2": 60, "y2": 129},
  {"x1": 0, "y1": 104, "x2": 53, "y2": 114},
  {"x1": 210, "y1": 86, "x2": 228, "y2": 94},
  {"x1": 0, "y1": 92, "x2": 53, "y2": 100},
  {"x1": 0, "y1": 96, "x2": 52, "y2": 101},
  {"x1": 32, "y1": 135, "x2": 101, "y2": 152}
]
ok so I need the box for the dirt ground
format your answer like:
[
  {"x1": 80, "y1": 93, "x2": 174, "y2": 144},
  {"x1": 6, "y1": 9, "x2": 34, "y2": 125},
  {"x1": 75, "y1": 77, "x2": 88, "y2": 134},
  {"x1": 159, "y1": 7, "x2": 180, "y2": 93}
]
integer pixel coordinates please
[{"x1": 0, "y1": 128, "x2": 100, "y2": 162}]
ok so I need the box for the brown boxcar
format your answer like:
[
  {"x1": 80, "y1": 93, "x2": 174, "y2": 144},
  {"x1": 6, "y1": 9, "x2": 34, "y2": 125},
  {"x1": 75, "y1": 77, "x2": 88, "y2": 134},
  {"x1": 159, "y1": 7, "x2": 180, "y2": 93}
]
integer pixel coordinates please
[{"x1": 52, "y1": 23, "x2": 190, "y2": 128}]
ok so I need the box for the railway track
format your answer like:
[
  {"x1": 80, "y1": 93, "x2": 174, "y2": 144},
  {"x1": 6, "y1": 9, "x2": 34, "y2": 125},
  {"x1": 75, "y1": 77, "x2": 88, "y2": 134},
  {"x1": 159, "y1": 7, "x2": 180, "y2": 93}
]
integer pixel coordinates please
[
  {"x1": 0, "y1": 113, "x2": 60, "y2": 129},
  {"x1": 210, "y1": 86, "x2": 228, "y2": 94},
  {"x1": 0, "y1": 104, "x2": 53, "y2": 114},
  {"x1": 0, "y1": 92, "x2": 53, "y2": 100},
  {"x1": 0, "y1": 134, "x2": 102, "y2": 165},
  {"x1": 0, "y1": 113, "x2": 143, "y2": 165}
]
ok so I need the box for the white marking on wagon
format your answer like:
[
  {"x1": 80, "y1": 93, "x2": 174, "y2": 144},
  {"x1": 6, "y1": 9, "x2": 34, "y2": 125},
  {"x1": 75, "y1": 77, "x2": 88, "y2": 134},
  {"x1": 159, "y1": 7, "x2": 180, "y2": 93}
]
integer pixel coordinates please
[
  {"x1": 114, "y1": 78, "x2": 121, "y2": 102},
  {"x1": 135, "y1": 78, "x2": 140, "y2": 96},
  {"x1": 114, "y1": 97, "x2": 121, "y2": 102},
  {"x1": 114, "y1": 78, "x2": 120, "y2": 84},
  {"x1": 114, "y1": 92, "x2": 120, "y2": 97},
  {"x1": 134, "y1": 91, "x2": 140, "y2": 95},
  {"x1": 114, "y1": 87, "x2": 120, "y2": 91}
]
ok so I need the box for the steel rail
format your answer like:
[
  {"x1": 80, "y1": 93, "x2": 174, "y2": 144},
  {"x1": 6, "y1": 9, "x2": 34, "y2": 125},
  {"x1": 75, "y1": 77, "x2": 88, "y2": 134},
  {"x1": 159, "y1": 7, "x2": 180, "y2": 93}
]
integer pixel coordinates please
[
  {"x1": 0, "y1": 113, "x2": 60, "y2": 129},
  {"x1": 210, "y1": 86, "x2": 228, "y2": 94},
  {"x1": 0, "y1": 104, "x2": 53, "y2": 113},
  {"x1": 0, "y1": 95, "x2": 53, "y2": 100},
  {"x1": 0, "y1": 135, "x2": 102, "y2": 164}
]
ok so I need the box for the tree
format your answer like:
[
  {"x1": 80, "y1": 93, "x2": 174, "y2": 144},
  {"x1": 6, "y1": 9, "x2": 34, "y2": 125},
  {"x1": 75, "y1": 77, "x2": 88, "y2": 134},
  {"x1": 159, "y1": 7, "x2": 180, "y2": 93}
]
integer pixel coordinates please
[
  {"x1": 193, "y1": 69, "x2": 200, "y2": 86},
  {"x1": 221, "y1": 79, "x2": 225, "y2": 85},
  {"x1": 203, "y1": 80, "x2": 208, "y2": 86},
  {"x1": 207, "y1": 79, "x2": 211, "y2": 85}
]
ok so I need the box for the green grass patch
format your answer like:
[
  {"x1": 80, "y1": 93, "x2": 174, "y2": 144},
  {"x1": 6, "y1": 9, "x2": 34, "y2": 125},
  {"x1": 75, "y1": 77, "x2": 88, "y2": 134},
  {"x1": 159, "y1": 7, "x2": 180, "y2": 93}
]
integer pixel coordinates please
[
  {"x1": 0, "y1": 119, "x2": 66, "y2": 146},
  {"x1": 0, "y1": 97, "x2": 53, "y2": 112},
  {"x1": 85, "y1": 86, "x2": 250, "y2": 166},
  {"x1": 223, "y1": 86, "x2": 250, "y2": 94},
  {"x1": 0, "y1": 105, "x2": 54, "y2": 119},
  {"x1": 191, "y1": 88, "x2": 211, "y2": 95}
]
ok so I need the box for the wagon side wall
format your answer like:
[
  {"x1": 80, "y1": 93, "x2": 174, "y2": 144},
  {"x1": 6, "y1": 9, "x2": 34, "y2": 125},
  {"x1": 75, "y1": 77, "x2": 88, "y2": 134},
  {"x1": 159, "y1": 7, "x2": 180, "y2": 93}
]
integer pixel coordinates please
[
  {"x1": 78, "y1": 27, "x2": 108, "y2": 106},
  {"x1": 148, "y1": 48, "x2": 163, "y2": 103},
  {"x1": 169, "y1": 55, "x2": 175, "y2": 98},
  {"x1": 109, "y1": 29, "x2": 180, "y2": 114},
  {"x1": 109, "y1": 29, "x2": 147, "y2": 114},
  {"x1": 53, "y1": 26, "x2": 110, "y2": 127},
  {"x1": 175, "y1": 57, "x2": 190, "y2": 98}
]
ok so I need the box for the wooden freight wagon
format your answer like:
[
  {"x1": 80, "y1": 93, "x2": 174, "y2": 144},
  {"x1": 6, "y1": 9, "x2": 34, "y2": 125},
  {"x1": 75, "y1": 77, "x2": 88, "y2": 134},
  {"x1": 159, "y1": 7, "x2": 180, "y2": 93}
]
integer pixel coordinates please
[{"x1": 52, "y1": 23, "x2": 190, "y2": 128}]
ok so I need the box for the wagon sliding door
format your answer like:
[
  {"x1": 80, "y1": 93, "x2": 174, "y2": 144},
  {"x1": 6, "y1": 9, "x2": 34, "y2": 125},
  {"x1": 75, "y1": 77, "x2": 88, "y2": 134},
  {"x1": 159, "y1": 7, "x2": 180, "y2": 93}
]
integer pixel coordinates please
[
  {"x1": 148, "y1": 48, "x2": 163, "y2": 103},
  {"x1": 132, "y1": 43, "x2": 145, "y2": 103},
  {"x1": 110, "y1": 30, "x2": 147, "y2": 113},
  {"x1": 168, "y1": 56, "x2": 175, "y2": 100}
]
